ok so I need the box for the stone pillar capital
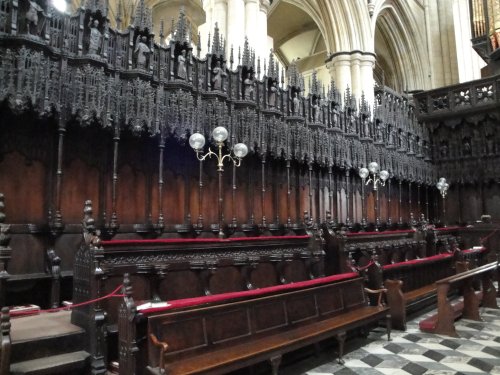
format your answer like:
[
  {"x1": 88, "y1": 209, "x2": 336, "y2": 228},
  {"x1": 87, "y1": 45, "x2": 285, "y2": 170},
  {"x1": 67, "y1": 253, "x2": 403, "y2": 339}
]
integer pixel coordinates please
[
  {"x1": 330, "y1": 53, "x2": 352, "y2": 66},
  {"x1": 259, "y1": 0, "x2": 271, "y2": 12},
  {"x1": 359, "y1": 53, "x2": 376, "y2": 68}
]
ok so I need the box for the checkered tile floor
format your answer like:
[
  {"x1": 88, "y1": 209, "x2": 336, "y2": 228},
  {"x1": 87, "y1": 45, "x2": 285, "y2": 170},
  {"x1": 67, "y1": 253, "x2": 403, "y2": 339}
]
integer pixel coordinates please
[{"x1": 283, "y1": 298, "x2": 500, "y2": 375}]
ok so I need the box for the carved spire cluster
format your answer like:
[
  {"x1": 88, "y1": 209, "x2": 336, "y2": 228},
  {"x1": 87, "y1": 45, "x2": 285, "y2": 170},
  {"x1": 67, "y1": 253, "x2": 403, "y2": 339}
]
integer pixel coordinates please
[
  {"x1": 359, "y1": 92, "x2": 370, "y2": 117},
  {"x1": 328, "y1": 81, "x2": 341, "y2": 105},
  {"x1": 171, "y1": 6, "x2": 190, "y2": 44},
  {"x1": 309, "y1": 70, "x2": 321, "y2": 97},
  {"x1": 287, "y1": 60, "x2": 304, "y2": 92},
  {"x1": 132, "y1": 0, "x2": 153, "y2": 32},
  {"x1": 241, "y1": 37, "x2": 255, "y2": 70},
  {"x1": 267, "y1": 49, "x2": 279, "y2": 80},
  {"x1": 0, "y1": 6, "x2": 436, "y2": 185},
  {"x1": 84, "y1": 0, "x2": 109, "y2": 17},
  {"x1": 210, "y1": 23, "x2": 225, "y2": 57}
]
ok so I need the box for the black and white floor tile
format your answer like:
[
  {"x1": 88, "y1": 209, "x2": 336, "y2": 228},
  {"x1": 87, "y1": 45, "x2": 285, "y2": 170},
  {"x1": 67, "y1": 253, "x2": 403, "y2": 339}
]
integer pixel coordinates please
[{"x1": 285, "y1": 300, "x2": 500, "y2": 375}]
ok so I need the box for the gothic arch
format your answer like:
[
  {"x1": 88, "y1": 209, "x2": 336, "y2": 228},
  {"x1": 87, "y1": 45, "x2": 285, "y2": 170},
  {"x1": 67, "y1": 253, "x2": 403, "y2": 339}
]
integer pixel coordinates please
[
  {"x1": 282, "y1": 0, "x2": 373, "y2": 53},
  {"x1": 371, "y1": 0, "x2": 427, "y2": 91}
]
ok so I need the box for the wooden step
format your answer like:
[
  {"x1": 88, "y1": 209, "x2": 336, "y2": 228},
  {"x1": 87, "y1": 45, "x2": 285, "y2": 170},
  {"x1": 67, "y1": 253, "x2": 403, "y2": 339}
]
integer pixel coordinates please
[
  {"x1": 10, "y1": 351, "x2": 90, "y2": 375},
  {"x1": 10, "y1": 311, "x2": 86, "y2": 362}
]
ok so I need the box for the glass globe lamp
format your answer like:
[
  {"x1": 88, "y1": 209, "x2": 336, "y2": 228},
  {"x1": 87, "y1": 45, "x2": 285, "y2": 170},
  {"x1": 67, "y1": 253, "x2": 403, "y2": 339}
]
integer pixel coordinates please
[
  {"x1": 368, "y1": 162, "x2": 379, "y2": 174},
  {"x1": 189, "y1": 133, "x2": 206, "y2": 151},
  {"x1": 212, "y1": 126, "x2": 229, "y2": 143},
  {"x1": 359, "y1": 167, "x2": 369, "y2": 179},
  {"x1": 233, "y1": 143, "x2": 248, "y2": 158}
]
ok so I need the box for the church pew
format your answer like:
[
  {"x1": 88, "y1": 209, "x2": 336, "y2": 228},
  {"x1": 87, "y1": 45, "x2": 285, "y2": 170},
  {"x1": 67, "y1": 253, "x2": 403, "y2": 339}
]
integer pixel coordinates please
[
  {"x1": 70, "y1": 201, "x2": 324, "y2": 373},
  {"x1": 117, "y1": 272, "x2": 391, "y2": 375},
  {"x1": 367, "y1": 246, "x2": 487, "y2": 330},
  {"x1": 420, "y1": 261, "x2": 499, "y2": 337}
]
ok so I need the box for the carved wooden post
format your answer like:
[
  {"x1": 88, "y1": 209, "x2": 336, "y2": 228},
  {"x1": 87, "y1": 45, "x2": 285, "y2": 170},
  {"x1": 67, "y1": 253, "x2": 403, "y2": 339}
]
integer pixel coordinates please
[
  {"x1": 197, "y1": 159, "x2": 204, "y2": 229},
  {"x1": 190, "y1": 261, "x2": 217, "y2": 296},
  {"x1": 417, "y1": 183, "x2": 421, "y2": 217},
  {"x1": 308, "y1": 162, "x2": 314, "y2": 223},
  {"x1": 118, "y1": 274, "x2": 138, "y2": 375},
  {"x1": 261, "y1": 152, "x2": 267, "y2": 227},
  {"x1": 286, "y1": 159, "x2": 292, "y2": 226},
  {"x1": 360, "y1": 175, "x2": 367, "y2": 229},
  {"x1": 270, "y1": 254, "x2": 291, "y2": 284},
  {"x1": 71, "y1": 200, "x2": 107, "y2": 375},
  {"x1": 273, "y1": 161, "x2": 281, "y2": 226},
  {"x1": 109, "y1": 122, "x2": 120, "y2": 235},
  {"x1": 52, "y1": 116, "x2": 66, "y2": 233},
  {"x1": 231, "y1": 162, "x2": 238, "y2": 228},
  {"x1": 408, "y1": 181, "x2": 412, "y2": 221},
  {"x1": 0, "y1": 194, "x2": 11, "y2": 308},
  {"x1": 234, "y1": 256, "x2": 258, "y2": 290},
  {"x1": 426, "y1": 185, "x2": 429, "y2": 220},
  {"x1": 0, "y1": 307, "x2": 11, "y2": 375},
  {"x1": 398, "y1": 180, "x2": 403, "y2": 225},
  {"x1": 157, "y1": 132, "x2": 165, "y2": 230},
  {"x1": 387, "y1": 178, "x2": 392, "y2": 225},
  {"x1": 328, "y1": 165, "x2": 333, "y2": 223},
  {"x1": 345, "y1": 169, "x2": 351, "y2": 227},
  {"x1": 47, "y1": 249, "x2": 61, "y2": 309}
]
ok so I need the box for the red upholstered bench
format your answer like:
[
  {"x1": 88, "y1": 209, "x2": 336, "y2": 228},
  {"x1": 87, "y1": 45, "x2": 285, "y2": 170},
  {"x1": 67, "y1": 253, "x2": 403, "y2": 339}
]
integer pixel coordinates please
[{"x1": 117, "y1": 272, "x2": 391, "y2": 375}]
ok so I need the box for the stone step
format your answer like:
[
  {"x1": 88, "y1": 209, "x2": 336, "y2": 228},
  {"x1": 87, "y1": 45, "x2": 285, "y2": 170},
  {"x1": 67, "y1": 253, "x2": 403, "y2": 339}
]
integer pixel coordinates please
[{"x1": 10, "y1": 350, "x2": 90, "y2": 375}]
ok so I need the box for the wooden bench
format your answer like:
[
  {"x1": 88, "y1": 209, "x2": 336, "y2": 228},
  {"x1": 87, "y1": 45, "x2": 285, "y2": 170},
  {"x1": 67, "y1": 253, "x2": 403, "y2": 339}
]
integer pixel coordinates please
[
  {"x1": 117, "y1": 273, "x2": 391, "y2": 375},
  {"x1": 71, "y1": 201, "x2": 324, "y2": 372},
  {"x1": 420, "y1": 261, "x2": 499, "y2": 337},
  {"x1": 368, "y1": 246, "x2": 488, "y2": 330}
]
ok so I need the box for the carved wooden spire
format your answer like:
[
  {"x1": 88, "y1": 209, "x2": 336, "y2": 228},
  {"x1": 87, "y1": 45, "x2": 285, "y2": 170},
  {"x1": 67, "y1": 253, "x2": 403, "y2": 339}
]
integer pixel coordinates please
[{"x1": 132, "y1": 0, "x2": 153, "y2": 32}]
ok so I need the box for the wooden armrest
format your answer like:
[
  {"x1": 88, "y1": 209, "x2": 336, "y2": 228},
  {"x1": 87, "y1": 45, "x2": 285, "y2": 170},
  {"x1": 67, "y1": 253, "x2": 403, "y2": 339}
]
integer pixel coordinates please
[
  {"x1": 364, "y1": 287, "x2": 387, "y2": 306},
  {"x1": 150, "y1": 333, "x2": 169, "y2": 370}
]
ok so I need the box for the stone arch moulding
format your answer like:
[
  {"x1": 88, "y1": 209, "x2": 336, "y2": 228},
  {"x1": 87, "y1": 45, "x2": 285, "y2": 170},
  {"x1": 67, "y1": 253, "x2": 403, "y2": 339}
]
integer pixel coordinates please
[
  {"x1": 371, "y1": 0, "x2": 428, "y2": 91},
  {"x1": 281, "y1": 0, "x2": 372, "y2": 54}
]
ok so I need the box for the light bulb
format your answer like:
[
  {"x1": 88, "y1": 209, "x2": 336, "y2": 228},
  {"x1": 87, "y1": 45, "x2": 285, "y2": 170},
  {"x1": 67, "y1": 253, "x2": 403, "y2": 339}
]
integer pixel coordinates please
[
  {"x1": 189, "y1": 132, "x2": 205, "y2": 150},
  {"x1": 379, "y1": 170, "x2": 389, "y2": 181},
  {"x1": 212, "y1": 126, "x2": 228, "y2": 142},
  {"x1": 233, "y1": 143, "x2": 248, "y2": 158},
  {"x1": 368, "y1": 162, "x2": 379, "y2": 174},
  {"x1": 359, "y1": 168, "x2": 369, "y2": 179}
]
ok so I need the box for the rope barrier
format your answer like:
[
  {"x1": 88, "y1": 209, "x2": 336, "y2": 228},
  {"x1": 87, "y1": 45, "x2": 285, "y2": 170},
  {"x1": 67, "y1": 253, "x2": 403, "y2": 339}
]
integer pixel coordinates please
[
  {"x1": 480, "y1": 228, "x2": 500, "y2": 244},
  {"x1": 10, "y1": 284, "x2": 124, "y2": 318},
  {"x1": 356, "y1": 260, "x2": 375, "y2": 271}
]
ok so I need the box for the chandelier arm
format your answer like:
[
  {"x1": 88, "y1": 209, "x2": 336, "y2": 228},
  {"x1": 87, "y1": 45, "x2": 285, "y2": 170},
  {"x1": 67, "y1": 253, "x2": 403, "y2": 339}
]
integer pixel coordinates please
[{"x1": 196, "y1": 148, "x2": 217, "y2": 162}]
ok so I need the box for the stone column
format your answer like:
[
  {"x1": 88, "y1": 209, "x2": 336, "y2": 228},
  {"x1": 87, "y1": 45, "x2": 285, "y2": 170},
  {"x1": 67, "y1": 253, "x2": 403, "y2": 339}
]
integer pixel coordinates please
[
  {"x1": 245, "y1": 0, "x2": 259, "y2": 47},
  {"x1": 329, "y1": 54, "x2": 352, "y2": 103},
  {"x1": 227, "y1": 0, "x2": 245, "y2": 55},
  {"x1": 213, "y1": 0, "x2": 228, "y2": 41},
  {"x1": 258, "y1": 0, "x2": 271, "y2": 63},
  {"x1": 350, "y1": 52, "x2": 361, "y2": 101},
  {"x1": 359, "y1": 53, "x2": 376, "y2": 112}
]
